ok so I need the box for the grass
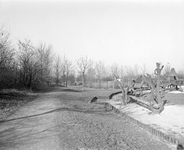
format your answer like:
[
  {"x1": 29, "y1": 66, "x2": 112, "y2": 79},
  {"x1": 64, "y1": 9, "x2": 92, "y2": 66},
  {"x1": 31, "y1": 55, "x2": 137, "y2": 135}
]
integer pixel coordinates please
[
  {"x1": 65, "y1": 87, "x2": 184, "y2": 106},
  {"x1": 1, "y1": 86, "x2": 182, "y2": 121},
  {"x1": 163, "y1": 93, "x2": 184, "y2": 105},
  {"x1": 0, "y1": 86, "x2": 118, "y2": 120},
  {"x1": 135, "y1": 91, "x2": 184, "y2": 106},
  {"x1": 49, "y1": 86, "x2": 120, "y2": 103},
  {"x1": 0, "y1": 89, "x2": 37, "y2": 119},
  {"x1": 76, "y1": 87, "x2": 184, "y2": 106}
]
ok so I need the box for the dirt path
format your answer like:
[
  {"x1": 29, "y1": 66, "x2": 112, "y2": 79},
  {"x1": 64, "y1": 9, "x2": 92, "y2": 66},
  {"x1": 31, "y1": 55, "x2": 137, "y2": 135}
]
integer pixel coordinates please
[{"x1": 0, "y1": 88, "x2": 174, "y2": 150}]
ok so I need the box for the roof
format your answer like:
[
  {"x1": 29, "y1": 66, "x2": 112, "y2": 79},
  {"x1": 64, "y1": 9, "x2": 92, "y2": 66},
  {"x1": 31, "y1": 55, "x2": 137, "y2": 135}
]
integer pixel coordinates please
[{"x1": 170, "y1": 68, "x2": 177, "y2": 77}]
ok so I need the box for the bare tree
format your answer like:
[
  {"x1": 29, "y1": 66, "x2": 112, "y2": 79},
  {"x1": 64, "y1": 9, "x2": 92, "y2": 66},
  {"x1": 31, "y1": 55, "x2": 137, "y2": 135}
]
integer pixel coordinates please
[
  {"x1": 18, "y1": 40, "x2": 38, "y2": 89},
  {"x1": 113, "y1": 73, "x2": 128, "y2": 105},
  {"x1": 0, "y1": 28, "x2": 16, "y2": 89},
  {"x1": 62, "y1": 56, "x2": 72, "y2": 87},
  {"x1": 76, "y1": 56, "x2": 92, "y2": 91},
  {"x1": 163, "y1": 62, "x2": 171, "y2": 75},
  {"x1": 120, "y1": 65, "x2": 125, "y2": 79},
  {"x1": 133, "y1": 64, "x2": 140, "y2": 76},
  {"x1": 0, "y1": 26, "x2": 11, "y2": 47},
  {"x1": 140, "y1": 64, "x2": 147, "y2": 75},
  {"x1": 86, "y1": 64, "x2": 96, "y2": 88},
  {"x1": 110, "y1": 63, "x2": 120, "y2": 90},
  {"x1": 37, "y1": 43, "x2": 54, "y2": 85},
  {"x1": 0, "y1": 28, "x2": 14, "y2": 70},
  {"x1": 37, "y1": 43, "x2": 46, "y2": 82},
  {"x1": 67, "y1": 70, "x2": 75, "y2": 86},
  {"x1": 95, "y1": 61, "x2": 105, "y2": 88},
  {"x1": 125, "y1": 65, "x2": 141, "y2": 79},
  {"x1": 54, "y1": 55, "x2": 61, "y2": 85},
  {"x1": 17, "y1": 41, "x2": 54, "y2": 90},
  {"x1": 111, "y1": 63, "x2": 119, "y2": 77},
  {"x1": 59, "y1": 56, "x2": 72, "y2": 87}
]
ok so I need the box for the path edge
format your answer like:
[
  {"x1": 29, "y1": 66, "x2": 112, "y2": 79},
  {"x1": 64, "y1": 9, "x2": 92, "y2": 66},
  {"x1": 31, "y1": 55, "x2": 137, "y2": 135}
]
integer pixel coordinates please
[{"x1": 104, "y1": 102, "x2": 183, "y2": 147}]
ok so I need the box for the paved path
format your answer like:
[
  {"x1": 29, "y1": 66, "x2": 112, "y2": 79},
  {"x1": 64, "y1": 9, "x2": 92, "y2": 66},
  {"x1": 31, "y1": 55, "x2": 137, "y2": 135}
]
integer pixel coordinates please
[{"x1": 0, "y1": 88, "x2": 174, "y2": 150}]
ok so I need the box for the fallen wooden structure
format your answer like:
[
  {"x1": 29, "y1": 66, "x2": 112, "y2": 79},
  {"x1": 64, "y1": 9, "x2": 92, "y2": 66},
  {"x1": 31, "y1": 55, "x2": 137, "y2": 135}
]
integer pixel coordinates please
[
  {"x1": 112, "y1": 62, "x2": 181, "y2": 114},
  {"x1": 109, "y1": 91, "x2": 122, "y2": 99},
  {"x1": 129, "y1": 96, "x2": 167, "y2": 114},
  {"x1": 161, "y1": 68, "x2": 183, "y2": 92}
]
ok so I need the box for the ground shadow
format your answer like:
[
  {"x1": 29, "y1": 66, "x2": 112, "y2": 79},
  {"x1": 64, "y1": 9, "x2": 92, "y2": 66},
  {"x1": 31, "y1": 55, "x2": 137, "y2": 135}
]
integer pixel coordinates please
[
  {"x1": 0, "y1": 103, "x2": 113, "y2": 124},
  {"x1": 128, "y1": 97, "x2": 152, "y2": 110},
  {"x1": 61, "y1": 88, "x2": 82, "y2": 92},
  {"x1": 41, "y1": 87, "x2": 83, "y2": 93}
]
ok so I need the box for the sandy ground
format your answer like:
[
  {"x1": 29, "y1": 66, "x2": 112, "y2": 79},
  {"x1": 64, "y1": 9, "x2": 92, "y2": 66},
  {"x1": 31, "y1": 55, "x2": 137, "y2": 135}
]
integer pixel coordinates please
[
  {"x1": 0, "y1": 87, "x2": 174, "y2": 150},
  {"x1": 108, "y1": 93, "x2": 184, "y2": 143}
]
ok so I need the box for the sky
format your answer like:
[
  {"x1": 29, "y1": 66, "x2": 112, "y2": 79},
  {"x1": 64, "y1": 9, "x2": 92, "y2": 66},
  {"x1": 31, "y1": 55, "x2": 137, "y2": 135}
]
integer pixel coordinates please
[{"x1": 0, "y1": 0, "x2": 184, "y2": 73}]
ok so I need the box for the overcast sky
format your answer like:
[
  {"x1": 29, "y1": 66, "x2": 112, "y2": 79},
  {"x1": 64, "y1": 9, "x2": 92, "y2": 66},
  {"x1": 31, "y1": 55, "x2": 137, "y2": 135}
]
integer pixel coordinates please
[{"x1": 1, "y1": 0, "x2": 184, "y2": 73}]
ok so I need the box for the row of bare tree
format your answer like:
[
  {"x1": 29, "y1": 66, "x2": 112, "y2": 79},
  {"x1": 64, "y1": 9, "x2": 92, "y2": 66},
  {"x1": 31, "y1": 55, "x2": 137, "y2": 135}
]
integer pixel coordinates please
[
  {"x1": 1, "y1": 27, "x2": 184, "y2": 91},
  {"x1": 0, "y1": 35, "x2": 54, "y2": 90}
]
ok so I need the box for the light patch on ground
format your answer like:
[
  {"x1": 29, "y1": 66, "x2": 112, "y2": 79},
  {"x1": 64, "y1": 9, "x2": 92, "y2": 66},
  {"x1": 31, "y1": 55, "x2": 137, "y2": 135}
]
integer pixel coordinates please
[
  {"x1": 108, "y1": 100, "x2": 184, "y2": 142},
  {"x1": 169, "y1": 91, "x2": 184, "y2": 94}
]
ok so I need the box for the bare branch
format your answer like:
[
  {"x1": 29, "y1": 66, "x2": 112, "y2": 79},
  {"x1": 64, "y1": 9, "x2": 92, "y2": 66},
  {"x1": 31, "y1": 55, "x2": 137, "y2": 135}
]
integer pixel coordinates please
[{"x1": 76, "y1": 56, "x2": 92, "y2": 90}]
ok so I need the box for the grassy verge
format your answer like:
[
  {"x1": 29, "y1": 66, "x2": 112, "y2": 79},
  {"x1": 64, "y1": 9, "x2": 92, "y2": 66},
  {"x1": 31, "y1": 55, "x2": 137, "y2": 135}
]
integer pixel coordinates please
[
  {"x1": 141, "y1": 92, "x2": 184, "y2": 106},
  {"x1": 0, "y1": 89, "x2": 37, "y2": 120},
  {"x1": 0, "y1": 86, "x2": 119, "y2": 120}
]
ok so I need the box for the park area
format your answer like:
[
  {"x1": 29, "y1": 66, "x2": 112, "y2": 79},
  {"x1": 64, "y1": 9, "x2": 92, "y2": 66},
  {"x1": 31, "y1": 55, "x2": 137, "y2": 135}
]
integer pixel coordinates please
[
  {"x1": 1, "y1": 1, "x2": 184, "y2": 149},
  {"x1": 0, "y1": 87, "x2": 175, "y2": 149},
  {"x1": 0, "y1": 86, "x2": 183, "y2": 150}
]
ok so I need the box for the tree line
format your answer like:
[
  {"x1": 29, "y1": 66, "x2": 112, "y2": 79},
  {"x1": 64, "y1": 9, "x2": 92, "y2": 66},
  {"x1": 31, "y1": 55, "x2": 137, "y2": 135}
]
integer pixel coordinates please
[{"x1": 1, "y1": 27, "x2": 184, "y2": 91}]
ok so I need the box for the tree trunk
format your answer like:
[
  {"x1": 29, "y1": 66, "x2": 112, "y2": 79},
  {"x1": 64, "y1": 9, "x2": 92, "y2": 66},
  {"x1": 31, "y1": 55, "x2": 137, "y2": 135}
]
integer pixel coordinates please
[
  {"x1": 114, "y1": 76, "x2": 127, "y2": 105},
  {"x1": 154, "y1": 63, "x2": 164, "y2": 105},
  {"x1": 66, "y1": 75, "x2": 68, "y2": 87},
  {"x1": 82, "y1": 72, "x2": 85, "y2": 91},
  {"x1": 98, "y1": 79, "x2": 101, "y2": 88}
]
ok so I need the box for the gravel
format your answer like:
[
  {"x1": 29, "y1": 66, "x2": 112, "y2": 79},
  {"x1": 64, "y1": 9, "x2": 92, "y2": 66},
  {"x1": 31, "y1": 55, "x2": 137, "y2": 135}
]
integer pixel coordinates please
[
  {"x1": 54, "y1": 91, "x2": 173, "y2": 150},
  {"x1": 0, "y1": 88, "x2": 174, "y2": 150}
]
